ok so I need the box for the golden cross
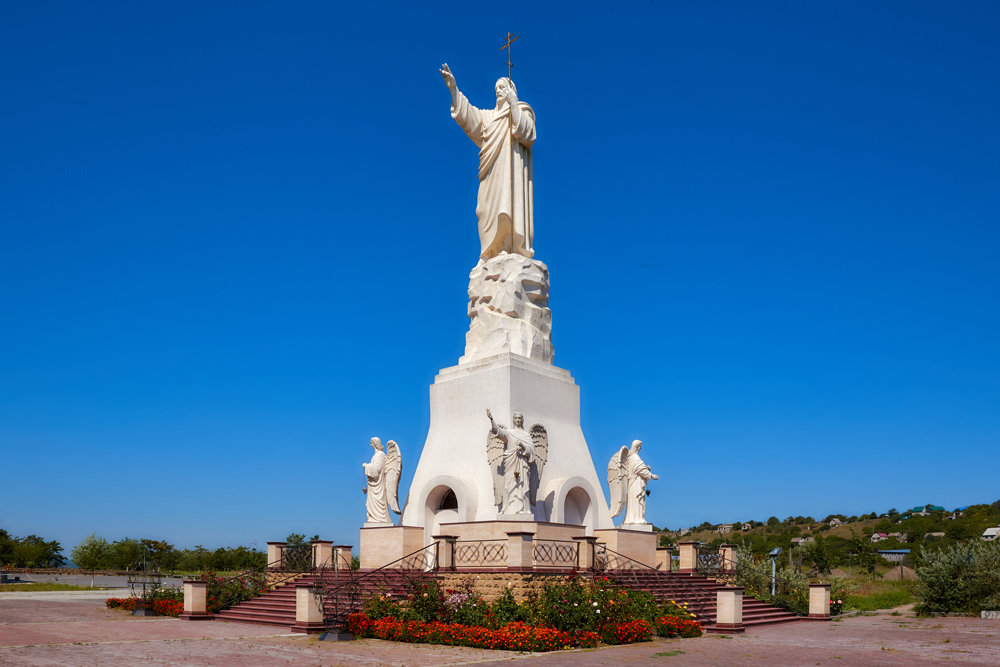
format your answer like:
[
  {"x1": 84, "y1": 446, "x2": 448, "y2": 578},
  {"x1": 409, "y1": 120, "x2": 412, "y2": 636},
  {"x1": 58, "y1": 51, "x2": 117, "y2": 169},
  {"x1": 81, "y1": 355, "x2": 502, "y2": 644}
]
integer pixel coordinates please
[{"x1": 499, "y1": 32, "x2": 519, "y2": 82}]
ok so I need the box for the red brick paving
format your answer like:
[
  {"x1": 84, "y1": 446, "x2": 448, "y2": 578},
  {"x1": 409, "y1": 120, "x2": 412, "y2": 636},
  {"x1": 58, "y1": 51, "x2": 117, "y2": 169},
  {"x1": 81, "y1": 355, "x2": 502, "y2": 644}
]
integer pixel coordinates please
[{"x1": 2, "y1": 596, "x2": 999, "y2": 665}]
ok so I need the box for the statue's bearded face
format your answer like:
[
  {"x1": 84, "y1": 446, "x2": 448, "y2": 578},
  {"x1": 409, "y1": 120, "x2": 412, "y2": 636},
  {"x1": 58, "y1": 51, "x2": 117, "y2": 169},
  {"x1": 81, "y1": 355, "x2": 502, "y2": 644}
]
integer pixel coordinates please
[
  {"x1": 495, "y1": 78, "x2": 516, "y2": 108},
  {"x1": 513, "y1": 412, "x2": 524, "y2": 428}
]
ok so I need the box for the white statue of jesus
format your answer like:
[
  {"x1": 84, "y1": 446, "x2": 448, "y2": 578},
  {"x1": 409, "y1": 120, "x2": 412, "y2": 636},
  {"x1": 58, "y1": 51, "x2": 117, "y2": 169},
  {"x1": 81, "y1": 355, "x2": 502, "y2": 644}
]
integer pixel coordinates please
[{"x1": 441, "y1": 63, "x2": 536, "y2": 261}]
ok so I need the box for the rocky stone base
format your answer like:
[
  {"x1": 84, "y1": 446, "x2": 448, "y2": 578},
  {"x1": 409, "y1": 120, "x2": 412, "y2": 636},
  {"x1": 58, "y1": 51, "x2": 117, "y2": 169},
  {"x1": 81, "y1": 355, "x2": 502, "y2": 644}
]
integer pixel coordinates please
[
  {"x1": 461, "y1": 253, "x2": 553, "y2": 364},
  {"x1": 439, "y1": 571, "x2": 574, "y2": 602}
]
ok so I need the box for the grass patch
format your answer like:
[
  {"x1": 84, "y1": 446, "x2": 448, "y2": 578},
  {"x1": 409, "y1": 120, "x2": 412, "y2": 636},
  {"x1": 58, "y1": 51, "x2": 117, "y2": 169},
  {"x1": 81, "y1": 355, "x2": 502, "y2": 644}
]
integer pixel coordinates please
[
  {"x1": 846, "y1": 579, "x2": 914, "y2": 611},
  {"x1": 654, "y1": 650, "x2": 685, "y2": 657},
  {"x1": 0, "y1": 582, "x2": 96, "y2": 592}
]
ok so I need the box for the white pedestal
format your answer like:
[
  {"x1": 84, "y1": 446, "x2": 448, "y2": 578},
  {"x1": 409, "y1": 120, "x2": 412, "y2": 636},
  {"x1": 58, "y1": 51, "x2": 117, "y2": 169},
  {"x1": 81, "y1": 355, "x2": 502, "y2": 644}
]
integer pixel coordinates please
[{"x1": 401, "y1": 352, "x2": 613, "y2": 544}]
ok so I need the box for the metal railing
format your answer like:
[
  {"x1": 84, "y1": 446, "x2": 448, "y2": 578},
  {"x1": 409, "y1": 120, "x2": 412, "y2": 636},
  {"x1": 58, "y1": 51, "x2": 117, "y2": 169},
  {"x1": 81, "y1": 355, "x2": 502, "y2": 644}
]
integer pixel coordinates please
[
  {"x1": 594, "y1": 544, "x2": 720, "y2": 624},
  {"x1": 696, "y1": 547, "x2": 723, "y2": 575},
  {"x1": 316, "y1": 542, "x2": 439, "y2": 632},
  {"x1": 532, "y1": 539, "x2": 578, "y2": 569},
  {"x1": 453, "y1": 539, "x2": 507, "y2": 568}
]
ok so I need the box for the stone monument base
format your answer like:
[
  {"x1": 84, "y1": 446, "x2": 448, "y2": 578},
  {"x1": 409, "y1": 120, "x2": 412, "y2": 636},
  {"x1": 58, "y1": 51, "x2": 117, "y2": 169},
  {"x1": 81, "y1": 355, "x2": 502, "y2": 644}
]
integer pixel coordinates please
[
  {"x1": 359, "y1": 525, "x2": 424, "y2": 569},
  {"x1": 593, "y1": 527, "x2": 657, "y2": 566}
]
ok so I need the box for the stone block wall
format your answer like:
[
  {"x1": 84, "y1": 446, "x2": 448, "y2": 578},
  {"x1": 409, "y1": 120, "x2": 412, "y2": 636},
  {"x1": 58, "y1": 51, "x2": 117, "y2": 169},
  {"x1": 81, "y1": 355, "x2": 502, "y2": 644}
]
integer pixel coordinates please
[{"x1": 439, "y1": 571, "x2": 574, "y2": 603}]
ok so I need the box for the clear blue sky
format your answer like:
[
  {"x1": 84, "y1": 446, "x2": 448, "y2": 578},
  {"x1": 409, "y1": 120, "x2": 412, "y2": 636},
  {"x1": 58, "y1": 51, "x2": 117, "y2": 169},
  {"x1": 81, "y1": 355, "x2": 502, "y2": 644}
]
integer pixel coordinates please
[{"x1": 2, "y1": 2, "x2": 998, "y2": 552}]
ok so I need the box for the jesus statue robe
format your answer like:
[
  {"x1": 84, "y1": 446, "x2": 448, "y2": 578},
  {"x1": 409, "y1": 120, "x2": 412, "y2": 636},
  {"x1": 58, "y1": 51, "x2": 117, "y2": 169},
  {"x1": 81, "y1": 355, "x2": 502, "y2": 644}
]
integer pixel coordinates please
[{"x1": 451, "y1": 89, "x2": 536, "y2": 261}]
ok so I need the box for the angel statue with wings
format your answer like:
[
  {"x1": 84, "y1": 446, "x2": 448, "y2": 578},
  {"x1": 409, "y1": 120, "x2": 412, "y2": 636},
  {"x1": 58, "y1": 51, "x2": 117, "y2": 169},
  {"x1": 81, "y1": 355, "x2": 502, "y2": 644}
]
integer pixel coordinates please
[
  {"x1": 362, "y1": 437, "x2": 402, "y2": 524},
  {"x1": 486, "y1": 409, "x2": 548, "y2": 516},
  {"x1": 607, "y1": 439, "x2": 659, "y2": 525}
]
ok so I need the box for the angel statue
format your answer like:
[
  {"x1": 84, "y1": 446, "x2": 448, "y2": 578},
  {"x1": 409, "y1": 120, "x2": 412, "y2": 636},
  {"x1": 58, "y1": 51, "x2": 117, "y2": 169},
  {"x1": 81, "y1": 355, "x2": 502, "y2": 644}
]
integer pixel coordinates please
[
  {"x1": 607, "y1": 439, "x2": 659, "y2": 526},
  {"x1": 362, "y1": 437, "x2": 402, "y2": 524},
  {"x1": 486, "y1": 409, "x2": 548, "y2": 515}
]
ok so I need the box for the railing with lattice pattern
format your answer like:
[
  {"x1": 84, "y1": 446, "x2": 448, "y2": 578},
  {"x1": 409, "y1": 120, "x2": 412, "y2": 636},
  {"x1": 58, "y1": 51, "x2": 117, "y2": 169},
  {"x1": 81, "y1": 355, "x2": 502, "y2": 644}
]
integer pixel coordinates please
[
  {"x1": 532, "y1": 539, "x2": 579, "y2": 568},
  {"x1": 453, "y1": 539, "x2": 508, "y2": 567}
]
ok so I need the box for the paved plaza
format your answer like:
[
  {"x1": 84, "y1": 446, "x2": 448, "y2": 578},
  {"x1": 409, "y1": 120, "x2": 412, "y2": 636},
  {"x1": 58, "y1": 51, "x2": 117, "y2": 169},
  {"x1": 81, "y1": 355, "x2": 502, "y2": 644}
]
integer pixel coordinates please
[{"x1": 2, "y1": 594, "x2": 999, "y2": 665}]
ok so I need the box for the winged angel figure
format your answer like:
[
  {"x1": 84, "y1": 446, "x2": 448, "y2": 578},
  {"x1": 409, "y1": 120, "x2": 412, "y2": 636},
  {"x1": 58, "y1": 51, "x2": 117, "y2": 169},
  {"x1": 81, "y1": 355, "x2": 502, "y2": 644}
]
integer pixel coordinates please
[
  {"x1": 362, "y1": 437, "x2": 402, "y2": 524},
  {"x1": 607, "y1": 439, "x2": 658, "y2": 525},
  {"x1": 607, "y1": 446, "x2": 630, "y2": 521},
  {"x1": 486, "y1": 409, "x2": 548, "y2": 515}
]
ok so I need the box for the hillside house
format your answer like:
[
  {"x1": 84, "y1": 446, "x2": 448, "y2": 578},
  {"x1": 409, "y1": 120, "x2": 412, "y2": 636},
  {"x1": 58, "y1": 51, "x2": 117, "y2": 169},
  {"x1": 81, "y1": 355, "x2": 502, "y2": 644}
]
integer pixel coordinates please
[
  {"x1": 887, "y1": 532, "x2": 907, "y2": 540},
  {"x1": 714, "y1": 523, "x2": 733, "y2": 534},
  {"x1": 982, "y1": 527, "x2": 1000, "y2": 541},
  {"x1": 791, "y1": 536, "x2": 815, "y2": 545},
  {"x1": 828, "y1": 518, "x2": 843, "y2": 527},
  {"x1": 924, "y1": 532, "x2": 945, "y2": 539},
  {"x1": 871, "y1": 532, "x2": 889, "y2": 543},
  {"x1": 878, "y1": 549, "x2": 910, "y2": 563},
  {"x1": 742, "y1": 523, "x2": 752, "y2": 531}
]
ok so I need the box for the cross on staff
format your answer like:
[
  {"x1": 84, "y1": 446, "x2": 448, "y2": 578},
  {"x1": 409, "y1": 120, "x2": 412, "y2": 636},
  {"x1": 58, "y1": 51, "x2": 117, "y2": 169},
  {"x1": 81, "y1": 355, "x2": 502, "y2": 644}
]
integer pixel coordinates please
[
  {"x1": 499, "y1": 32, "x2": 519, "y2": 81},
  {"x1": 499, "y1": 32, "x2": 520, "y2": 254}
]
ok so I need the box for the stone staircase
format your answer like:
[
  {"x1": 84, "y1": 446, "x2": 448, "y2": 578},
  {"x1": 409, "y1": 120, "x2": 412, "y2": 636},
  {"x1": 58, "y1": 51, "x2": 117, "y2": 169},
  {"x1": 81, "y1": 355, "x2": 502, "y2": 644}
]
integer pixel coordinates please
[
  {"x1": 215, "y1": 567, "x2": 802, "y2": 632},
  {"x1": 607, "y1": 569, "x2": 802, "y2": 630},
  {"x1": 214, "y1": 569, "x2": 435, "y2": 630}
]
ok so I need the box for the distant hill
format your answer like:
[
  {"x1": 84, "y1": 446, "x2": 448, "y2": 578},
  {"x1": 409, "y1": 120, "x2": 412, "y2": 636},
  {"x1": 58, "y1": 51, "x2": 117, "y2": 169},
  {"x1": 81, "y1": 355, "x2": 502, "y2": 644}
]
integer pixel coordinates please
[{"x1": 658, "y1": 500, "x2": 1000, "y2": 559}]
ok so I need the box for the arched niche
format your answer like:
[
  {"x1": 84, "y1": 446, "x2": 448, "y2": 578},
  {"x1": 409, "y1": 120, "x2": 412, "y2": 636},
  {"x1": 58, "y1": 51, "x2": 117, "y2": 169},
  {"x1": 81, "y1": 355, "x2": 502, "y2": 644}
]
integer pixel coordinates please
[
  {"x1": 547, "y1": 476, "x2": 600, "y2": 535},
  {"x1": 418, "y1": 475, "x2": 476, "y2": 546}
]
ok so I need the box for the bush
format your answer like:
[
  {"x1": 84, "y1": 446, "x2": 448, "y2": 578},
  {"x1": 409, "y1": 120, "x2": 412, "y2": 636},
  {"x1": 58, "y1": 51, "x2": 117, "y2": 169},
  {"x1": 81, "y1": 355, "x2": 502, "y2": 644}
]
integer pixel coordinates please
[
  {"x1": 655, "y1": 615, "x2": 702, "y2": 638},
  {"x1": 346, "y1": 614, "x2": 601, "y2": 651},
  {"x1": 201, "y1": 571, "x2": 267, "y2": 613},
  {"x1": 916, "y1": 540, "x2": 1000, "y2": 614},
  {"x1": 599, "y1": 619, "x2": 654, "y2": 645}
]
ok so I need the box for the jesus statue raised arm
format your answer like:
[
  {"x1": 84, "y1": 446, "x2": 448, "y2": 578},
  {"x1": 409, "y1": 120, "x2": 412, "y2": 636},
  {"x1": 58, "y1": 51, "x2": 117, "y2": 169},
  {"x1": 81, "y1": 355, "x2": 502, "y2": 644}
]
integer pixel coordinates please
[{"x1": 441, "y1": 63, "x2": 536, "y2": 261}]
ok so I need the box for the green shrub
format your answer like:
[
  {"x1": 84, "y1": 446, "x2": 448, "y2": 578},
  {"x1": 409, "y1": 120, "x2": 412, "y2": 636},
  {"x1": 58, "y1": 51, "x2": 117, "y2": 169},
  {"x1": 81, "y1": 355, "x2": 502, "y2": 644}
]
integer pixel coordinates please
[{"x1": 916, "y1": 540, "x2": 1000, "y2": 614}]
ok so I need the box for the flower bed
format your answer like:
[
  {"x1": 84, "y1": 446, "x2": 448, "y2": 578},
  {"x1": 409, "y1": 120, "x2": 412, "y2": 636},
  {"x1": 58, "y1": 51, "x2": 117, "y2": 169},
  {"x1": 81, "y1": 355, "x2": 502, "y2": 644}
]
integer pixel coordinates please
[
  {"x1": 345, "y1": 573, "x2": 701, "y2": 650},
  {"x1": 347, "y1": 614, "x2": 599, "y2": 651},
  {"x1": 105, "y1": 596, "x2": 182, "y2": 617}
]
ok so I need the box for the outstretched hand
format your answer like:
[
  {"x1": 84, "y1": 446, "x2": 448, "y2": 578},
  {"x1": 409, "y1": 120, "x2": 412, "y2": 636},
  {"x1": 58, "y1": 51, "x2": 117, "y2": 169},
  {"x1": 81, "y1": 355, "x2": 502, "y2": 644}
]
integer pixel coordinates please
[
  {"x1": 651, "y1": 474, "x2": 660, "y2": 480},
  {"x1": 440, "y1": 63, "x2": 456, "y2": 90}
]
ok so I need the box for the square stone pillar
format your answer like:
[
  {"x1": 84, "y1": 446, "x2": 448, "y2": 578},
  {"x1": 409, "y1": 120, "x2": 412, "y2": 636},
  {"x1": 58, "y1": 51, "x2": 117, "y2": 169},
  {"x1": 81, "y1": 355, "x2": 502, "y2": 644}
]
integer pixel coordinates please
[
  {"x1": 180, "y1": 580, "x2": 211, "y2": 620},
  {"x1": 312, "y1": 540, "x2": 333, "y2": 569},
  {"x1": 719, "y1": 544, "x2": 737, "y2": 572},
  {"x1": 291, "y1": 584, "x2": 326, "y2": 634},
  {"x1": 655, "y1": 547, "x2": 672, "y2": 571},
  {"x1": 506, "y1": 531, "x2": 535, "y2": 571},
  {"x1": 809, "y1": 584, "x2": 832, "y2": 618},
  {"x1": 266, "y1": 542, "x2": 286, "y2": 570},
  {"x1": 573, "y1": 536, "x2": 597, "y2": 570},
  {"x1": 677, "y1": 541, "x2": 699, "y2": 574},
  {"x1": 332, "y1": 545, "x2": 353, "y2": 571},
  {"x1": 714, "y1": 586, "x2": 745, "y2": 633},
  {"x1": 433, "y1": 535, "x2": 458, "y2": 570}
]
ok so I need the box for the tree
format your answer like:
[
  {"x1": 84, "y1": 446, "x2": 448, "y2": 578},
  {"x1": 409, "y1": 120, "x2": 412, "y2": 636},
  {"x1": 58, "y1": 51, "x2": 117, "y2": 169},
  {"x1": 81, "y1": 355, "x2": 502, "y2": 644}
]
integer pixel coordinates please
[
  {"x1": 71, "y1": 534, "x2": 110, "y2": 570},
  {"x1": 804, "y1": 536, "x2": 832, "y2": 575},
  {"x1": 888, "y1": 508, "x2": 899, "y2": 518},
  {"x1": 850, "y1": 532, "x2": 880, "y2": 578},
  {"x1": 0, "y1": 529, "x2": 14, "y2": 565},
  {"x1": 107, "y1": 538, "x2": 145, "y2": 570},
  {"x1": 767, "y1": 516, "x2": 780, "y2": 527},
  {"x1": 11, "y1": 535, "x2": 65, "y2": 568}
]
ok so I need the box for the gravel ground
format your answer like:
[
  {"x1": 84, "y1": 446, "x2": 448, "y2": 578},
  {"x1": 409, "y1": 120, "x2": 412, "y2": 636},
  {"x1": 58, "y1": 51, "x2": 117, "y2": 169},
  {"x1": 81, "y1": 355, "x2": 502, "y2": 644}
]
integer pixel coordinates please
[{"x1": 1, "y1": 596, "x2": 998, "y2": 666}]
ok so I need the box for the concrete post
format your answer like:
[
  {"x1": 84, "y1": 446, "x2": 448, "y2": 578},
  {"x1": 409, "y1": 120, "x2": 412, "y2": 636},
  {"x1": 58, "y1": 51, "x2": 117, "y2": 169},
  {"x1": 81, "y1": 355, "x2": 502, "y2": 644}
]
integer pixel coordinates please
[
  {"x1": 332, "y1": 546, "x2": 353, "y2": 572},
  {"x1": 714, "y1": 586, "x2": 745, "y2": 633},
  {"x1": 291, "y1": 584, "x2": 326, "y2": 634},
  {"x1": 655, "y1": 547, "x2": 672, "y2": 571},
  {"x1": 266, "y1": 542, "x2": 286, "y2": 570},
  {"x1": 432, "y1": 535, "x2": 458, "y2": 570},
  {"x1": 809, "y1": 583, "x2": 832, "y2": 618},
  {"x1": 506, "y1": 531, "x2": 535, "y2": 570},
  {"x1": 719, "y1": 544, "x2": 737, "y2": 572},
  {"x1": 180, "y1": 580, "x2": 211, "y2": 620},
  {"x1": 573, "y1": 536, "x2": 598, "y2": 570},
  {"x1": 677, "y1": 541, "x2": 699, "y2": 574},
  {"x1": 312, "y1": 540, "x2": 333, "y2": 569}
]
